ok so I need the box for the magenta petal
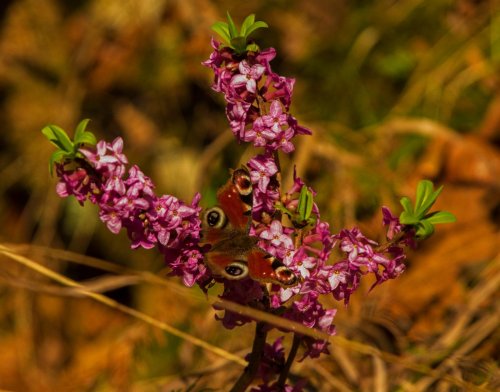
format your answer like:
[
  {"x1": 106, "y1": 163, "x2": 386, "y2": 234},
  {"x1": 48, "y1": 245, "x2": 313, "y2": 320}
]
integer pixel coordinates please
[
  {"x1": 246, "y1": 79, "x2": 257, "y2": 93},
  {"x1": 230, "y1": 74, "x2": 248, "y2": 87},
  {"x1": 269, "y1": 100, "x2": 282, "y2": 117}
]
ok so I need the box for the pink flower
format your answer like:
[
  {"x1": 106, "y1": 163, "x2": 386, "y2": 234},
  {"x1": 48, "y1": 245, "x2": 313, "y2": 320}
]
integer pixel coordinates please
[
  {"x1": 293, "y1": 248, "x2": 317, "y2": 279},
  {"x1": 260, "y1": 220, "x2": 294, "y2": 249},
  {"x1": 226, "y1": 101, "x2": 250, "y2": 140},
  {"x1": 243, "y1": 124, "x2": 277, "y2": 147},
  {"x1": 248, "y1": 154, "x2": 278, "y2": 192},
  {"x1": 260, "y1": 100, "x2": 288, "y2": 133},
  {"x1": 382, "y1": 206, "x2": 403, "y2": 240},
  {"x1": 80, "y1": 137, "x2": 128, "y2": 172},
  {"x1": 231, "y1": 60, "x2": 266, "y2": 94},
  {"x1": 328, "y1": 266, "x2": 348, "y2": 290}
]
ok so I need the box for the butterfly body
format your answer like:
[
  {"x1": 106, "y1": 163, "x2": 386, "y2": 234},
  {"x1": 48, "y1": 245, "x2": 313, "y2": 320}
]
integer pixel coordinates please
[{"x1": 201, "y1": 168, "x2": 297, "y2": 286}]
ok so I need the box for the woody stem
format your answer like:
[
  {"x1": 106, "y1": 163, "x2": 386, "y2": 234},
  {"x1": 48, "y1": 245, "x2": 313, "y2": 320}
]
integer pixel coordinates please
[
  {"x1": 276, "y1": 333, "x2": 301, "y2": 387},
  {"x1": 230, "y1": 321, "x2": 268, "y2": 392}
]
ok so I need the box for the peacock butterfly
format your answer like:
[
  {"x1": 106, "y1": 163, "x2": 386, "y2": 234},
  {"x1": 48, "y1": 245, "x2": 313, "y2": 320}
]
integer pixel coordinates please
[{"x1": 201, "y1": 168, "x2": 297, "y2": 286}]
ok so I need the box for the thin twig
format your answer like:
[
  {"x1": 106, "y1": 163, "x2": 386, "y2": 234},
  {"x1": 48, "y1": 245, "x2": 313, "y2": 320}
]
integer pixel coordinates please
[
  {"x1": 277, "y1": 333, "x2": 302, "y2": 387},
  {"x1": 230, "y1": 321, "x2": 268, "y2": 392}
]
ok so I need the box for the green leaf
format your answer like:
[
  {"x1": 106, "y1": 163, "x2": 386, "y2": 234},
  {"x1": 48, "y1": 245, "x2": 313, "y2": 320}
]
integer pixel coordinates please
[
  {"x1": 297, "y1": 186, "x2": 314, "y2": 222},
  {"x1": 246, "y1": 43, "x2": 260, "y2": 52},
  {"x1": 73, "y1": 119, "x2": 97, "y2": 148},
  {"x1": 414, "y1": 180, "x2": 443, "y2": 217},
  {"x1": 230, "y1": 36, "x2": 247, "y2": 53},
  {"x1": 240, "y1": 14, "x2": 255, "y2": 36},
  {"x1": 399, "y1": 196, "x2": 413, "y2": 214},
  {"x1": 245, "y1": 21, "x2": 268, "y2": 37},
  {"x1": 415, "y1": 219, "x2": 435, "y2": 238},
  {"x1": 305, "y1": 190, "x2": 313, "y2": 221},
  {"x1": 419, "y1": 185, "x2": 443, "y2": 216},
  {"x1": 74, "y1": 119, "x2": 90, "y2": 141},
  {"x1": 75, "y1": 132, "x2": 97, "y2": 147},
  {"x1": 399, "y1": 211, "x2": 419, "y2": 225},
  {"x1": 211, "y1": 21, "x2": 231, "y2": 44},
  {"x1": 424, "y1": 211, "x2": 456, "y2": 224},
  {"x1": 48, "y1": 150, "x2": 69, "y2": 176},
  {"x1": 414, "y1": 180, "x2": 433, "y2": 212},
  {"x1": 297, "y1": 186, "x2": 308, "y2": 220},
  {"x1": 226, "y1": 12, "x2": 238, "y2": 39},
  {"x1": 42, "y1": 124, "x2": 74, "y2": 152}
]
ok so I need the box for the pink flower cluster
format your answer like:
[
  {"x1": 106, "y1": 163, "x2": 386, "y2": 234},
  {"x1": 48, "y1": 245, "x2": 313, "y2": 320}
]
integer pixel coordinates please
[
  {"x1": 202, "y1": 39, "x2": 417, "y2": 367},
  {"x1": 213, "y1": 152, "x2": 415, "y2": 360},
  {"x1": 203, "y1": 39, "x2": 311, "y2": 153},
  {"x1": 331, "y1": 209, "x2": 411, "y2": 305},
  {"x1": 51, "y1": 34, "x2": 418, "y2": 391},
  {"x1": 55, "y1": 138, "x2": 208, "y2": 287}
]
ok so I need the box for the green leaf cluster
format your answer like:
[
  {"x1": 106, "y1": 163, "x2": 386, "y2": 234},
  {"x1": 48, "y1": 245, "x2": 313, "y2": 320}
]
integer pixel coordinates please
[
  {"x1": 277, "y1": 186, "x2": 316, "y2": 229},
  {"x1": 211, "y1": 13, "x2": 268, "y2": 55},
  {"x1": 399, "y1": 180, "x2": 456, "y2": 238},
  {"x1": 41, "y1": 119, "x2": 97, "y2": 175}
]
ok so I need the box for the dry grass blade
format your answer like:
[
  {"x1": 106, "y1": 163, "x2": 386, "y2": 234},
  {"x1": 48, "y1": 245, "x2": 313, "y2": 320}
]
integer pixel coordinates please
[
  {"x1": 376, "y1": 117, "x2": 460, "y2": 141},
  {"x1": 310, "y1": 362, "x2": 353, "y2": 392},
  {"x1": 373, "y1": 355, "x2": 388, "y2": 392},
  {"x1": 0, "y1": 273, "x2": 141, "y2": 297},
  {"x1": 433, "y1": 254, "x2": 500, "y2": 350},
  {"x1": 6, "y1": 243, "x2": 333, "y2": 340},
  {"x1": 0, "y1": 244, "x2": 247, "y2": 367},
  {"x1": 411, "y1": 308, "x2": 500, "y2": 391},
  {"x1": 0, "y1": 243, "x2": 490, "y2": 391}
]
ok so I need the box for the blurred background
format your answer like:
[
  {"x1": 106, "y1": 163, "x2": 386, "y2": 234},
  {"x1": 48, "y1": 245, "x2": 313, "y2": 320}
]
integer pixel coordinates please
[{"x1": 0, "y1": 0, "x2": 499, "y2": 390}]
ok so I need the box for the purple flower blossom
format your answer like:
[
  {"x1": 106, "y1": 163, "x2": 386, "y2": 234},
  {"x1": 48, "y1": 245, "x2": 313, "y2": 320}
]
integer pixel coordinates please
[
  {"x1": 260, "y1": 100, "x2": 288, "y2": 133},
  {"x1": 231, "y1": 60, "x2": 266, "y2": 94},
  {"x1": 292, "y1": 247, "x2": 317, "y2": 279},
  {"x1": 168, "y1": 248, "x2": 206, "y2": 287},
  {"x1": 255, "y1": 47, "x2": 277, "y2": 70},
  {"x1": 251, "y1": 187, "x2": 279, "y2": 219},
  {"x1": 215, "y1": 280, "x2": 264, "y2": 329},
  {"x1": 80, "y1": 137, "x2": 128, "y2": 173},
  {"x1": 382, "y1": 206, "x2": 403, "y2": 240},
  {"x1": 226, "y1": 101, "x2": 251, "y2": 140},
  {"x1": 260, "y1": 220, "x2": 294, "y2": 249},
  {"x1": 273, "y1": 128, "x2": 296, "y2": 153},
  {"x1": 243, "y1": 123, "x2": 277, "y2": 147},
  {"x1": 55, "y1": 166, "x2": 98, "y2": 205},
  {"x1": 283, "y1": 293, "x2": 336, "y2": 359},
  {"x1": 55, "y1": 137, "x2": 205, "y2": 287},
  {"x1": 328, "y1": 265, "x2": 348, "y2": 291},
  {"x1": 248, "y1": 154, "x2": 278, "y2": 192},
  {"x1": 203, "y1": 42, "x2": 311, "y2": 153}
]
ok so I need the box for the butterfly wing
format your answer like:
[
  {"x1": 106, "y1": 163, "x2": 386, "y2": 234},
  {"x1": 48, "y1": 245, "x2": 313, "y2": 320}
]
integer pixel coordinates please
[
  {"x1": 204, "y1": 243, "x2": 296, "y2": 286},
  {"x1": 247, "y1": 249, "x2": 297, "y2": 286},
  {"x1": 202, "y1": 168, "x2": 297, "y2": 286},
  {"x1": 216, "y1": 168, "x2": 252, "y2": 230}
]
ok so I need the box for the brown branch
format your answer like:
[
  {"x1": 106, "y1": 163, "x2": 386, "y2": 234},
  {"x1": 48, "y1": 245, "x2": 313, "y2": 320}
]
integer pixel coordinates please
[
  {"x1": 276, "y1": 333, "x2": 302, "y2": 388},
  {"x1": 230, "y1": 321, "x2": 268, "y2": 392}
]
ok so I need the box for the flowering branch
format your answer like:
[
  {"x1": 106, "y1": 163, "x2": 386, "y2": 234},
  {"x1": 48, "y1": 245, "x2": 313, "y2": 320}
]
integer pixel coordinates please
[{"x1": 41, "y1": 12, "x2": 456, "y2": 391}]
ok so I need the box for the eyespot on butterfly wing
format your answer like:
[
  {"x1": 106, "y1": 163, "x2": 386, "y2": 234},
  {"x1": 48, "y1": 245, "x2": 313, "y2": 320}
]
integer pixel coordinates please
[{"x1": 201, "y1": 167, "x2": 298, "y2": 287}]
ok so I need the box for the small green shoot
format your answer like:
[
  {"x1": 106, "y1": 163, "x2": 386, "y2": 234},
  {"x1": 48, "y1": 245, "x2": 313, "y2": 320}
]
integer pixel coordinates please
[
  {"x1": 276, "y1": 185, "x2": 316, "y2": 229},
  {"x1": 41, "y1": 119, "x2": 97, "y2": 175},
  {"x1": 211, "y1": 13, "x2": 268, "y2": 54},
  {"x1": 399, "y1": 180, "x2": 456, "y2": 238}
]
